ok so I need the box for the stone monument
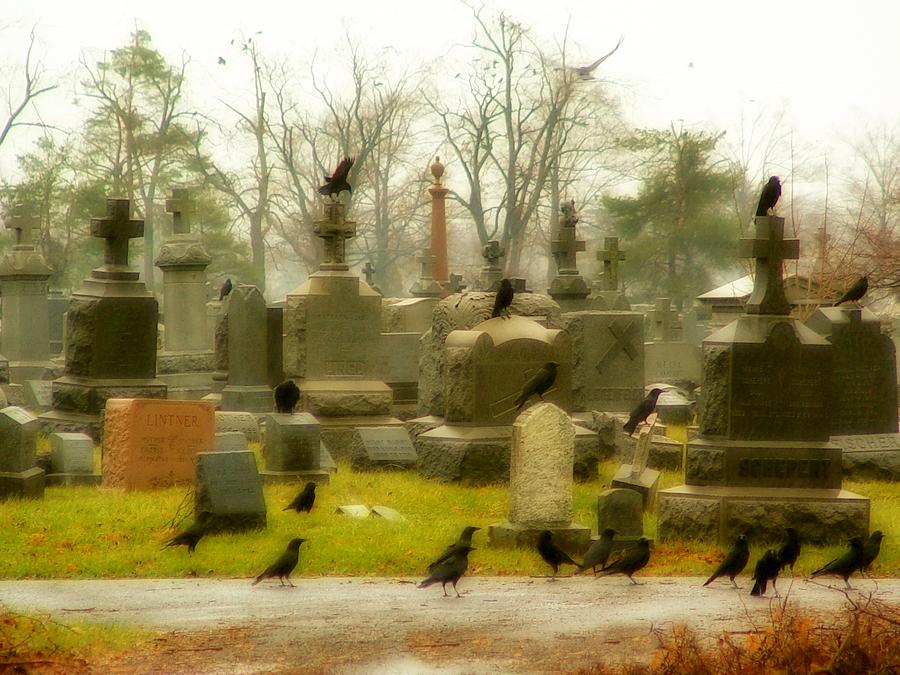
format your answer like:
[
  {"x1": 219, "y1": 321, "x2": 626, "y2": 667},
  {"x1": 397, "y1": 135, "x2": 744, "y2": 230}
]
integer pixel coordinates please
[
  {"x1": 155, "y1": 189, "x2": 214, "y2": 399},
  {"x1": 590, "y1": 237, "x2": 630, "y2": 310},
  {"x1": 41, "y1": 199, "x2": 166, "y2": 436},
  {"x1": 220, "y1": 285, "x2": 272, "y2": 413},
  {"x1": 195, "y1": 450, "x2": 267, "y2": 532},
  {"x1": 261, "y1": 412, "x2": 329, "y2": 484},
  {"x1": 489, "y1": 402, "x2": 591, "y2": 552},
  {"x1": 657, "y1": 216, "x2": 869, "y2": 544},
  {"x1": 0, "y1": 203, "x2": 54, "y2": 383},
  {"x1": 428, "y1": 156, "x2": 450, "y2": 289},
  {"x1": 547, "y1": 199, "x2": 590, "y2": 312},
  {"x1": 644, "y1": 297, "x2": 702, "y2": 387},
  {"x1": 0, "y1": 405, "x2": 44, "y2": 499},
  {"x1": 476, "y1": 240, "x2": 505, "y2": 292},
  {"x1": 409, "y1": 249, "x2": 443, "y2": 298}
]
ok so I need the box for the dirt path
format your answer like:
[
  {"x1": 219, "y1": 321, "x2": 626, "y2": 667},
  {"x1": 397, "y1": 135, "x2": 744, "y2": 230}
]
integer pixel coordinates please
[{"x1": 2, "y1": 576, "x2": 898, "y2": 673}]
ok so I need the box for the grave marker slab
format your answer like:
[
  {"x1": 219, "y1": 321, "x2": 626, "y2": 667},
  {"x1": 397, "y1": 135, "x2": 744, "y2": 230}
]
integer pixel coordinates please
[
  {"x1": 320, "y1": 441, "x2": 337, "y2": 472},
  {"x1": 214, "y1": 431, "x2": 248, "y2": 454},
  {"x1": 832, "y1": 433, "x2": 900, "y2": 481},
  {"x1": 336, "y1": 504, "x2": 370, "y2": 518},
  {"x1": 597, "y1": 488, "x2": 643, "y2": 541},
  {"x1": 195, "y1": 450, "x2": 266, "y2": 532},
  {"x1": 49, "y1": 433, "x2": 94, "y2": 474},
  {"x1": 24, "y1": 380, "x2": 53, "y2": 412},
  {"x1": 0, "y1": 405, "x2": 44, "y2": 499},
  {"x1": 612, "y1": 427, "x2": 661, "y2": 510},
  {"x1": 260, "y1": 413, "x2": 329, "y2": 484},
  {"x1": 371, "y1": 505, "x2": 406, "y2": 521},
  {"x1": 357, "y1": 427, "x2": 417, "y2": 466},
  {"x1": 214, "y1": 411, "x2": 260, "y2": 442}
]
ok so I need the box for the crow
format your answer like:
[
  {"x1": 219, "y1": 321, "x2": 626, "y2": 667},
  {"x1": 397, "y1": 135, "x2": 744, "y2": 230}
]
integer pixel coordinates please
[
  {"x1": 283, "y1": 482, "x2": 316, "y2": 514},
  {"x1": 623, "y1": 388, "x2": 663, "y2": 436},
  {"x1": 537, "y1": 530, "x2": 578, "y2": 579},
  {"x1": 755, "y1": 176, "x2": 782, "y2": 217},
  {"x1": 218, "y1": 277, "x2": 233, "y2": 301},
  {"x1": 515, "y1": 362, "x2": 560, "y2": 411},
  {"x1": 576, "y1": 528, "x2": 617, "y2": 575},
  {"x1": 777, "y1": 527, "x2": 801, "y2": 575},
  {"x1": 860, "y1": 531, "x2": 885, "y2": 575},
  {"x1": 598, "y1": 537, "x2": 651, "y2": 584},
  {"x1": 704, "y1": 534, "x2": 750, "y2": 588},
  {"x1": 318, "y1": 156, "x2": 354, "y2": 198},
  {"x1": 750, "y1": 549, "x2": 780, "y2": 597},
  {"x1": 811, "y1": 537, "x2": 864, "y2": 589},
  {"x1": 163, "y1": 511, "x2": 211, "y2": 554},
  {"x1": 418, "y1": 545, "x2": 474, "y2": 598},
  {"x1": 834, "y1": 275, "x2": 868, "y2": 306},
  {"x1": 252, "y1": 538, "x2": 305, "y2": 587},
  {"x1": 428, "y1": 526, "x2": 481, "y2": 572},
  {"x1": 573, "y1": 36, "x2": 623, "y2": 80},
  {"x1": 491, "y1": 278, "x2": 514, "y2": 318},
  {"x1": 274, "y1": 379, "x2": 301, "y2": 414}
]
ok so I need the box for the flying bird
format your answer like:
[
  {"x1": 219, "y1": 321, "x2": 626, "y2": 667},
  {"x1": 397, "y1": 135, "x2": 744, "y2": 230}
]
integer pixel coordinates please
[
  {"x1": 598, "y1": 537, "x2": 652, "y2": 584},
  {"x1": 283, "y1": 482, "x2": 316, "y2": 514},
  {"x1": 428, "y1": 526, "x2": 481, "y2": 572},
  {"x1": 537, "y1": 530, "x2": 579, "y2": 579},
  {"x1": 576, "y1": 528, "x2": 617, "y2": 575},
  {"x1": 318, "y1": 156, "x2": 354, "y2": 198},
  {"x1": 163, "y1": 511, "x2": 211, "y2": 554},
  {"x1": 777, "y1": 527, "x2": 801, "y2": 575},
  {"x1": 623, "y1": 388, "x2": 663, "y2": 436},
  {"x1": 217, "y1": 56, "x2": 226, "y2": 66},
  {"x1": 515, "y1": 362, "x2": 560, "y2": 411},
  {"x1": 274, "y1": 379, "x2": 301, "y2": 414},
  {"x1": 755, "y1": 176, "x2": 782, "y2": 217},
  {"x1": 252, "y1": 537, "x2": 305, "y2": 587},
  {"x1": 219, "y1": 277, "x2": 233, "y2": 301},
  {"x1": 704, "y1": 534, "x2": 750, "y2": 588},
  {"x1": 491, "y1": 278, "x2": 514, "y2": 318},
  {"x1": 834, "y1": 275, "x2": 868, "y2": 306},
  {"x1": 750, "y1": 549, "x2": 780, "y2": 597},
  {"x1": 860, "y1": 530, "x2": 885, "y2": 575},
  {"x1": 573, "y1": 36, "x2": 623, "y2": 80},
  {"x1": 810, "y1": 537, "x2": 864, "y2": 589},
  {"x1": 418, "y1": 545, "x2": 474, "y2": 598}
]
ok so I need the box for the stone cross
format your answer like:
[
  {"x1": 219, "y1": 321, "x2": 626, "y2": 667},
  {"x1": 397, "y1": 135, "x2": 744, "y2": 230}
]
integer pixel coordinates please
[
  {"x1": 314, "y1": 201, "x2": 356, "y2": 267},
  {"x1": 597, "y1": 237, "x2": 626, "y2": 291},
  {"x1": 165, "y1": 188, "x2": 196, "y2": 235},
  {"x1": 482, "y1": 240, "x2": 505, "y2": 270},
  {"x1": 90, "y1": 198, "x2": 144, "y2": 268},
  {"x1": 7, "y1": 203, "x2": 40, "y2": 248},
  {"x1": 652, "y1": 298, "x2": 678, "y2": 341},
  {"x1": 739, "y1": 216, "x2": 800, "y2": 316},
  {"x1": 448, "y1": 272, "x2": 467, "y2": 294},
  {"x1": 362, "y1": 261, "x2": 376, "y2": 286},
  {"x1": 416, "y1": 249, "x2": 436, "y2": 280},
  {"x1": 550, "y1": 200, "x2": 586, "y2": 275}
]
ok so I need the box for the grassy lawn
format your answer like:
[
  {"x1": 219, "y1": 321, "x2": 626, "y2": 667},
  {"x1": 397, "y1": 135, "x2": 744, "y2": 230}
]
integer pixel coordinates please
[{"x1": 0, "y1": 455, "x2": 896, "y2": 580}]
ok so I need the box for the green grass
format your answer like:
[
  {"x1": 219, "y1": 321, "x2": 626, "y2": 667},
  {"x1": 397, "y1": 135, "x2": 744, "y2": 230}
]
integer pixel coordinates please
[{"x1": 0, "y1": 455, "x2": 897, "y2": 580}]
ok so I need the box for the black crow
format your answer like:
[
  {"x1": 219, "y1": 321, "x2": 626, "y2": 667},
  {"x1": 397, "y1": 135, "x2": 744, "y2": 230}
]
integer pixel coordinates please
[
  {"x1": 704, "y1": 534, "x2": 750, "y2": 588},
  {"x1": 623, "y1": 388, "x2": 663, "y2": 436},
  {"x1": 598, "y1": 537, "x2": 651, "y2": 584},
  {"x1": 252, "y1": 538, "x2": 305, "y2": 587},
  {"x1": 283, "y1": 482, "x2": 316, "y2": 514},
  {"x1": 163, "y1": 511, "x2": 211, "y2": 554},
  {"x1": 811, "y1": 537, "x2": 864, "y2": 589},
  {"x1": 515, "y1": 362, "x2": 560, "y2": 411},
  {"x1": 274, "y1": 379, "x2": 301, "y2": 414},
  {"x1": 491, "y1": 278, "x2": 514, "y2": 318},
  {"x1": 537, "y1": 530, "x2": 578, "y2": 578},
  {"x1": 777, "y1": 527, "x2": 801, "y2": 575},
  {"x1": 573, "y1": 36, "x2": 623, "y2": 80},
  {"x1": 860, "y1": 531, "x2": 885, "y2": 575},
  {"x1": 219, "y1": 277, "x2": 233, "y2": 301},
  {"x1": 755, "y1": 176, "x2": 782, "y2": 217},
  {"x1": 750, "y1": 549, "x2": 780, "y2": 597},
  {"x1": 318, "y1": 156, "x2": 354, "y2": 197},
  {"x1": 576, "y1": 528, "x2": 616, "y2": 575},
  {"x1": 418, "y1": 545, "x2": 474, "y2": 598},
  {"x1": 835, "y1": 275, "x2": 868, "y2": 306},
  {"x1": 428, "y1": 526, "x2": 481, "y2": 572}
]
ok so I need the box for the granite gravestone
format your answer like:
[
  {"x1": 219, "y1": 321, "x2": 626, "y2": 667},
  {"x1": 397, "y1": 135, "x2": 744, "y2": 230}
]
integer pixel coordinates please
[
  {"x1": 597, "y1": 488, "x2": 643, "y2": 548},
  {"x1": 195, "y1": 450, "x2": 267, "y2": 532},
  {"x1": 489, "y1": 403, "x2": 590, "y2": 552},
  {"x1": 214, "y1": 411, "x2": 260, "y2": 443},
  {"x1": 261, "y1": 412, "x2": 328, "y2": 484},
  {"x1": 47, "y1": 291, "x2": 69, "y2": 356},
  {"x1": 47, "y1": 432, "x2": 99, "y2": 486},
  {"x1": 409, "y1": 249, "x2": 443, "y2": 298},
  {"x1": 357, "y1": 426, "x2": 417, "y2": 469},
  {"x1": 476, "y1": 240, "x2": 506, "y2": 292},
  {"x1": 214, "y1": 431, "x2": 248, "y2": 453},
  {"x1": 832, "y1": 433, "x2": 900, "y2": 481},
  {"x1": 220, "y1": 285, "x2": 271, "y2": 413},
  {"x1": 547, "y1": 199, "x2": 590, "y2": 312},
  {"x1": 0, "y1": 406, "x2": 44, "y2": 498},
  {"x1": 643, "y1": 297, "x2": 702, "y2": 387},
  {"x1": 657, "y1": 216, "x2": 869, "y2": 544}
]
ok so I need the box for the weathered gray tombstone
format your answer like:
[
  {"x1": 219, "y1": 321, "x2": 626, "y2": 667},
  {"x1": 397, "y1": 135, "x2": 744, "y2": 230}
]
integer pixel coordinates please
[
  {"x1": 590, "y1": 237, "x2": 630, "y2": 310},
  {"x1": 195, "y1": 450, "x2": 267, "y2": 532},
  {"x1": 547, "y1": 199, "x2": 590, "y2": 312},
  {"x1": 806, "y1": 306, "x2": 898, "y2": 435},
  {"x1": 47, "y1": 291, "x2": 69, "y2": 356},
  {"x1": 214, "y1": 431, "x2": 248, "y2": 454},
  {"x1": 611, "y1": 426, "x2": 661, "y2": 510},
  {"x1": 644, "y1": 297, "x2": 702, "y2": 387},
  {"x1": 41, "y1": 199, "x2": 166, "y2": 436},
  {"x1": 356, "y1": 426, "x2": 417, "y2": 470},
  {"x1": 371, "y1": 505, "x2": 406, "y2": 521},
  {"x1": 409, "y1": 249, "x2": 444, "y2": 298},
  {"x1": 261, "y1": 413, "x2": 328, "y2": 484},
  {"x1": 214, "y1": 411, "x2": 260, "y2": 443},
  {"x1": 220, "y1": 285, "x2": 271, "y2": 413},
  {"x1": 336, "y1": 504, "x2": 370, "y2": 518},
  {"x1": 0, "y1": 406, "x2": 44, "y2": 499},
  {"x1": 597, "y1": 488, "x2": 643, "y2": 549},
  {"x1": 489, "y1": 403, "x2": 591, "y2": 553},
  {"x1": 832, "y1": 433, "x2": 900, "y2": 481},
  {"x1": 657, "y1": 216, "x2": 869, "y2": 544},
  {"x1": 24, "y1": 380, "x2": 53, "y2": 412},
  {"x1": 380, "y1": 332, "x2": 421, "y2": 406},
  {"x1": 47, "y1": 432, "x2": 99, "y2": 486}
]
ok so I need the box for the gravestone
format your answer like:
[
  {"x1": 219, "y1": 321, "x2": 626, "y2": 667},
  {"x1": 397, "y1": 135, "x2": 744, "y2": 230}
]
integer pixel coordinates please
[
  {"x1": 832, "y1": 433, "x2": 900, "y2": 481},
  {"x1": 214, "y1": 411, "x2": 260, "y2": 443},
  {"x1": 155, "y1": 189, "x2": 214, "y2": 399},
  {"x1": 0, "y1": 405, "x2": 44, "y2": 499},
  {"x1": 24, "y1": 380, "x2": 53, "y2": 412},
  {"x1": 476, "y1": 240, "x2": 505, "y2": 292},
  {"x1": 214, "y1": 431, "x2": 248, "y2": 454},
  {"x1": 195, "y1": 450, "x2": 266, "y2": 532},
  {"x1": 410, "y1": 249, "x2": 443, "y2": 298},
  {"x1": 220, "y1": 285, "x2": 272, "y2": 413},
  {"x1": 644, "y1": 297, "x2": 702, "y2": 387},
  {"x1": 356, "y1": 426, "x2": 417, "y2": 470},
  {"x1": 41, "y1": 199, "x2": 166, "y2": 436},
  {"x1": 0, "y1": 203, "x2": 54, "y2": 383},
  {"x1": 261, "y1": 412, "x2": 328, "y2": 484},
  {"x1": 563, "y1": 310, "x2": 644, "y2": 413},
  {"x1": 597, "y1": 488, "x2": 643, "y2": 548},
  {"x1": 266, "y1": 304, "x2": 285, "y2": 389},
  {"x1": 320, "y1": 441, "x2": 337, "y2": 473},
  {"x1": 336, "y1": 504, "x2": 370, "y2": 518},
  {"x1": 547, "y1": 199, "x2": 590, "y2": 312},
  {"x1": 380, "y1": 332, "x2": 421, "y2": 406},
  {"x1": 805, "y1": 306, "x2": 898, "y2": 435},
  {"x1": 657, "y1": 216, "x2": 869, "y2": 544},
  {"x1": 102, "y1": 398, "x2": 215, "y2": 490},
  {"x1": 590, "y1": 237, "x2": 630, "y2": 310},
  {"x1": 489, "y1": 403, "x2": 591, "y2": 552},
  {"x1": 47, "y1": 291, "x2": 69, "y2": 356},
  {"x1": 47, "y1": 431, "x2": 99, "y2": 486},
  {"x1": 371, "y1": 505, "x2": 406, "y2": 521},
  {"x1": 611, "y1": 425, "x2": 660, "y2": 509}
]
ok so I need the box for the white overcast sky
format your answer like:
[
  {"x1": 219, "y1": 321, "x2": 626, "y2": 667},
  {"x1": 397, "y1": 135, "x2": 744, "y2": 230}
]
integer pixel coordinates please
[{"x1": 2, "y1": 0, "x2": 898, "y2": 180}]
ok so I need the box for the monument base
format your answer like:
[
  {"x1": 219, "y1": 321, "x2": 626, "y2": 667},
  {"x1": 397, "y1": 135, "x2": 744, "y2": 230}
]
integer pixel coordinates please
[
  {"x1": 220, "y1": 385, "x2": 272, "y2": 414},
  {"x1": 38, "y1": 409, "x2": 104, "y2": 438},
  {"x1": 157, "y1": 350, "x2": 214, "y2": 400},
  {"x1": 0, "y1": 467, "x2": 45, "y2": 500},
  {"x1": 45, "y1": 472, "x2": 102, "y2": 487},
  {"x1": 299, "y1": 379, "x2": 393, "y2": 417},
  {"x1": 416, "y1": 423, "x2": 600, "y2": 485},
  {"x1": 259, "y1": 469, "x2": 330, "y2": 486},
  {"x1": 657, "y1": 485, "x2": 869, "y2": 545},
  {"x1": 488, "y1": 521, "x2": 591, "y2": 555},
  {"x1": 50, "y1": 375, "x2": 168, "y2": 416}
]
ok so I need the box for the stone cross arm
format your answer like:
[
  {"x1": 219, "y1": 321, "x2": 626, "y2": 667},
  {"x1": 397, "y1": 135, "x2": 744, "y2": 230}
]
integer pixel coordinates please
[
  {"x1": 166, "y1": 188, "x2": 196, "y2": 235},
  {"x1": 740, "y1": 216, "x2": 800, "y2": 315},
  {"x1": 7, "y1": 203, "x2": 41, "y2": 247},
  {"x1": 91, "y1": 198, "x2": 144, "y2": 268}
]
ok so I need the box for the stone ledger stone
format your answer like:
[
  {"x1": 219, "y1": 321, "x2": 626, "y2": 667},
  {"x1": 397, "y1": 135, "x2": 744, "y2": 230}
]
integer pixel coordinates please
[{"x1": 195, "y1": 450, "x2": 267, "y2": 532}]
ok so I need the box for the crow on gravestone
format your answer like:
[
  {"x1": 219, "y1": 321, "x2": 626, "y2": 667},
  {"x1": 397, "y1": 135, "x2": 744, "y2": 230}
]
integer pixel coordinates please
[
  {"x1": 537, "y1": 530, "x2": 578, "y2": 579},
  {"x1": 597, "y1": 537, "x2": 652, "y2": 585},
  {"x1": 428, "y1": 526, "x2": 481, "y2": 572},
  {"x1": 810, "y1": 536, "x2": 864, "y2": 589},
  {"x1": 834, "y1": 275, "x2": 868, "y2": 306},
  {"x1": 750, "y1": 548, "x2": 780, "y2": 596},
  {"x1": 491, "y1": 278, "x2": 514, "y2": 318},
  {"x1": 755, "y1": 176, "x2": 782, "y2": 217},
  {"x1": 163, "y1": 511, "x2": 211, "y2": 554},
  {"x1": 623, "y1": 388, "x2": 663, "y2": 436},
  {"x1": 515, "y1": 362, "x2": 559, "y2": 411},
  {"x1": 274, "y1": 379, "x2": 301, "y2": 414},
  {"x1": 252, "y1": 537, "x2": 305, "y2": 587},
  {"x1": 283, "y1": 482, "x2": 316, "y2": 514},
  {"x1": 418, "y1": 545, "x2": 475, "y2": 598},
  {"x1": 219, "y1": 277, "x2": 233, "y2": 301},
  {"x1": 318, "y1": 156, "x2": 354, "y2": 198},
  {"x1": 703, "y1": 534, "x2": 750, "y2": 588}
]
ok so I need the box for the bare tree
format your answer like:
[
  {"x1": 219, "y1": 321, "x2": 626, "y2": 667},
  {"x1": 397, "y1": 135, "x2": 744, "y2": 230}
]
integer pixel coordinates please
[{"x1": 0, "y1": 26, "x2": 57, "y2": 153}]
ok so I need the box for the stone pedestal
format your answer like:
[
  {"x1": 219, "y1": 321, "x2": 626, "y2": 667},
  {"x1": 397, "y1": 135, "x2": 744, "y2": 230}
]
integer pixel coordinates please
[
  {"x1": 220, "y1": 285, "x2": 272, "y2": 413},
  {"x1": 261, "y1": 413, "x2": 329, "y2": 484}
]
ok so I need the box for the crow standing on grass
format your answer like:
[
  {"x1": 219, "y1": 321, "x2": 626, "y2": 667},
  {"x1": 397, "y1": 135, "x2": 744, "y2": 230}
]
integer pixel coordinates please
[
  {"x1": 274, "y1": 379, "x2": 301, "y2": 414},
  {"x1": 777, "y1": 527, "x2": 801, "y2": 575},
  {"x1": 623, "y1": 388, "x2": 663, "y2": 436},
  {"x1": 576, "y1": 528, "x2": 617, "y2": 575},
  {"x1": 537, "y1": 530, "x2": 579, "y2": 579},
  {"x1": 811, "y1": 537, "x2": 865, "y2": 589},
  {"x1": 704, "y1": 534, "x2": 750, "y2": 588},
  {"x1": 428, "y1": 526, "x2": 481, "y2": 572},
  {"x1": 491, "y1": 278, "x2": 515, "y2": 319},
  {"x1": 750, "y1": 549, "x2": 781, "y2": 597},
  {"x1": 283, "y1": 482, "x2": 316, "y2": 514},
  {"x1": 163, "y1": 511, "x2": 211, "y2": 554},
  {"x1": 860, "y1": 531, "x2": 885, "y2": 575},
  {"x1": 834, "y1": 275, "x2": 868, "y2": 306},
  {"x1": 755, "y1": 176, "x2": 782, "y2": 217},
  {"x1": 598, "y1": 537, "x2": 651, "y2": 585},
  {"x1": 515, "y1": 362, "x2": 560, "y2": 411},
  {"x1": 252, "y1": 538, "x2": 305, "y2": 587},
  {"x1": 418, "y1": 545, "x2": 474, "y2": 598}
]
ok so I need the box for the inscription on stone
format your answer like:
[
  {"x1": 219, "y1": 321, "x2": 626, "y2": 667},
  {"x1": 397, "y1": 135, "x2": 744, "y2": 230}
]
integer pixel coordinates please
[
  {"x1": 832, "y1": 434, "x2": 900, "y2": 453},
  {"x1": 724, "y1": 445, "x2": 842, "y2": 489},
  {"x1": 358, "y1": 427, "x2": 417, "y2": 464},
  {"x1": 195, "y1": 450, "x2": 266, "y2": 532}
]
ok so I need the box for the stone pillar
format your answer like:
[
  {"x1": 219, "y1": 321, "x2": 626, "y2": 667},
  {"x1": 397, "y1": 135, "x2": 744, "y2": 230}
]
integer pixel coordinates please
[
  {"x1": 220, "y1": 285, "x2": 272, "y2": 413},
  {"x1": 0, "y1": 203, "x2": 53, "y2": 382},
  {"x1": 428, "y1": 156, "x2": 449, "y2": 288}
]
